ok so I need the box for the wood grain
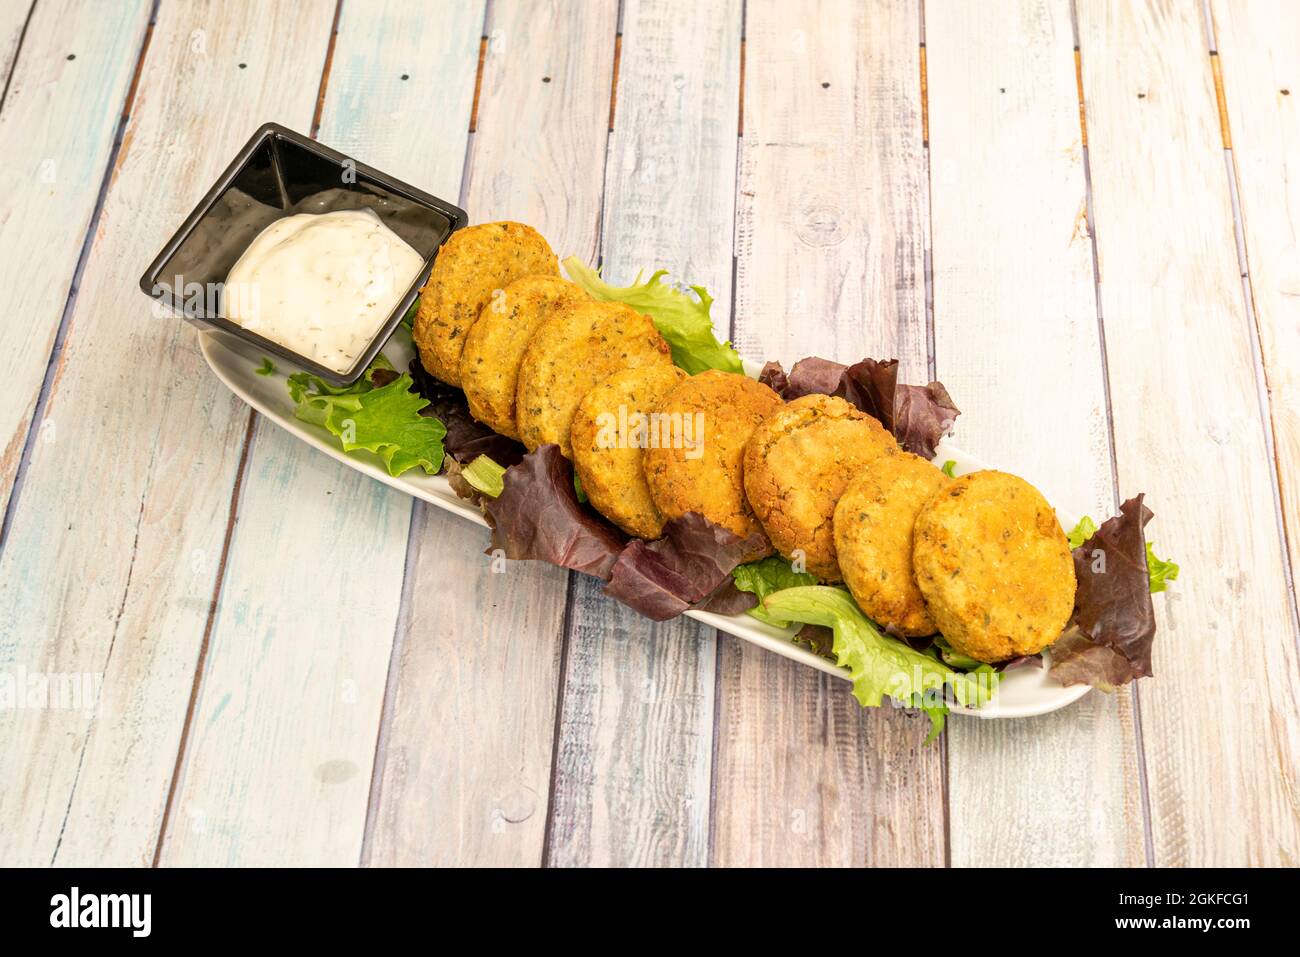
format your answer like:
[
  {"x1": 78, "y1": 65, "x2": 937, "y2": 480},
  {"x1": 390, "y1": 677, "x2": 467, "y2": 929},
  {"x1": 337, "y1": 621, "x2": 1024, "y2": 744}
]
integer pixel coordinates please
[
  {"x1": 0, "y1": 0, "x2": 334, "y2": 867},
  {"x1": 0, "y1": 1, "x2": 32, "y2": 101},
  {"x1": 544, "y1": 0, "x2": 742, "y2": 868},
  {"x1": 1078, "y1": 0, "x2": 1300, "y2": 866},
  {"x1": 159, "y1": 0, "x2": 484, "y2": 867},
  {"x1": 1211, "y1": 0, "x2": 1300, "y2": 635},
  {"x1": 925, "y1": 0, "x2": 1145, "y2": 866},
  {"x1": 364, "y1": 0, "x2": 619, "y2": 867},
  {"x1": 711, "y1": 0, "x2": 943, "y2": 867},
  {"x1": 0, "y1": 0, "x2": 150, "y2": 523}
]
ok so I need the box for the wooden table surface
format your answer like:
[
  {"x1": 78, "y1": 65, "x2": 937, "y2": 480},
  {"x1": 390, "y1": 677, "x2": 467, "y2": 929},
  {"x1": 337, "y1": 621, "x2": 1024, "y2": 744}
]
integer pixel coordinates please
[{"x1": 0, "y1": 0, "x2": 1296, "y2": 868}]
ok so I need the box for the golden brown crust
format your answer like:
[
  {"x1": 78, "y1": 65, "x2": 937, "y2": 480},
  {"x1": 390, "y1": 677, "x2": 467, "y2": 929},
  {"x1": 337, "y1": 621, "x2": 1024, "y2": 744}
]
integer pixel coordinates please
[
  {"x1": 459, "y1": 275, "x2": 587, "y2": 438},
  {"x1": 833, "y1": 453, "x2": 950, "y2": 637},
  {"x1": 642, "y1": 370, "x2": 783, "y2": 556},
  {"x1": 571, "y1": 365, "x2": 689, "y2": 539},
  {"x1": 743, "y1": 394, "x2": 899, "y2": 581},
  {"x1": 515, "y1": 300, "x2": 673, "y2": 458},
  {"x1": 912, "y1": 470, "x2": 1077, "y2": 663},
  {"x1": 413, "y1": 222, "x2": 558, "y2": 387}
]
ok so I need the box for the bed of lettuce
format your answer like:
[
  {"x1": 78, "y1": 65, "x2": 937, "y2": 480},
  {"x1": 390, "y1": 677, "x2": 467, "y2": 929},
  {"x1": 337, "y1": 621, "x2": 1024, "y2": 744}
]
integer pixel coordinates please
[{"x1": 273, "y1": 260, "x2": 1178, "y2": 741}]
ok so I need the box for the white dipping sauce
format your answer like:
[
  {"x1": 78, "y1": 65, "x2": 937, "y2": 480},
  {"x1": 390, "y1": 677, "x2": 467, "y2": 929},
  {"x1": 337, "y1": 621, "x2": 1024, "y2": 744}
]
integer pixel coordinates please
[{"x1": 224, "y1": 207, "x2": 423, "y2": 373}]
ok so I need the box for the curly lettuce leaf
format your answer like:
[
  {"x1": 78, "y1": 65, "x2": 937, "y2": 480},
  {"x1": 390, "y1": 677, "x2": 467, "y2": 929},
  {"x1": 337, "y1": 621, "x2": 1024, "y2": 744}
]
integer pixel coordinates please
[
  {"x1": 1066, "y1": 515, "x2": 1099, "y2": 550},
  {"x1": 288, "y1": 355, "x2": 446, "y2": 477},
  {"x1": 731, "y1": 556, "x2": 818, "y2": 627},
  {"x1": 759, "y1": 355, "x2": 960, "y2": 458},
  {"x1": 562, "y1": 258, "x2": 743, "y2": 375},
  {"x1": 604, "y1": 512, "x2": 768, "y2": 621},
  {"x1": 1067, "y1": 513, "x2": 1178, "y2": 594},
  {"x1": 1145, "y1": 542, "x2": 1180, "y2": 593},
  {"x1": 763, "y1": 586, "x2": 998, "y2": 742},
  {"x1": 1052, "y1": 496, "x2": 1159, "y2": 688},
  {"x1": 483, "y1": 445, "x2": 626, "y2": 580}
]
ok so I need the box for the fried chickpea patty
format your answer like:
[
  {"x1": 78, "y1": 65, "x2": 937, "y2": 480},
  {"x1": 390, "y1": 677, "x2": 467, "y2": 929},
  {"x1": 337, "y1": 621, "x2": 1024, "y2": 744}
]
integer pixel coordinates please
[
  {"x1": 413, "y1": 222, "x2": 558, "y2": 387},
  {"x1": 744, "y1": 394, "x2": 899, "y2": 581},
  {"x1": 912, "y1": 470, "x2": 1076, "y2": 663},
  {"x1": 459, "y1": 275, "x2": 587, "y2": 438},
  {"x1": 833, "y1": 453, "x2": 950, "y2": 637},
  {"x1": 571, "y1": 365, "x2": 688, "y2": 539},
  {"x1": 515, "y1": 301, "x2": 673, "y2": 457},
  {"x1": 643, "y1": 370, "x2": 783, "y2": 555}
]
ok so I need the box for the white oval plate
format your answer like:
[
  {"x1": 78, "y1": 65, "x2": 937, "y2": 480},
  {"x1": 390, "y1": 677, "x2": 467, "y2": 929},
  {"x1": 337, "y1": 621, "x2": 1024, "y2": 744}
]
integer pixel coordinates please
[{"x1": 200, "y1": 328, "x2": 1091, "y2": 719}]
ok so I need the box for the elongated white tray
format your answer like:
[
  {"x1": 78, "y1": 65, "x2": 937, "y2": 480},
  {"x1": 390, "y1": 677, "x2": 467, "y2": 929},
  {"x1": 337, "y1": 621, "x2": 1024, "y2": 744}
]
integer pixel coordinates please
[{"x1": 201, "y1": 328, "x2": 1090, "y2": 719}]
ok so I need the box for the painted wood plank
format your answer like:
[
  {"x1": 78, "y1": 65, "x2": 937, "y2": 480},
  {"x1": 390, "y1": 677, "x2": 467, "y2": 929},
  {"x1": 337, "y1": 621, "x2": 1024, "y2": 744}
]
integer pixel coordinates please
[
  {"x1": 0, "y1": 1, "x2": 31, "y2": 101},
  {"x1": 544, "y1": 0, "x2": 742, "y2": 868},
  {"x1": 1077, "y1": 0, "x2": 1300, "y2": 866},
  {"x1": 159, "y1": 0, "x2": 484, "y2": 867},
  {"x1": 364, "y1": 0, "x2": 619, "y2": 867},
  {"x1": 711, "y1": 0, "x2": 943, "y2": 867},
  {"x1": 1211, "y1": 1, "x2": 1300, "y2": 637},
  {"x1": 0, "y1": 0, "x2": 334, "y2": 867},
  {"x1": 0, "y1": 0, "x2": 150, "y2": 524},
  {"x1": 925, "y1": 0, "x2": 1145, "y2": 867}
]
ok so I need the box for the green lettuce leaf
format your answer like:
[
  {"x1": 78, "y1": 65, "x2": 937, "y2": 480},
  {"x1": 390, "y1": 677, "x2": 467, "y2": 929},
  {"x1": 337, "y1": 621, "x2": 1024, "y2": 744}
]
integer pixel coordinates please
[
  {"x1": 763, "y1": 586, "x2": 999, "y2": 742},
  {"x1": 1145, "y1": 542, "x2": 1180, "y2": 593},
  {"x1": 462, "y1": 454, "x2": 506, "y2": 498},
  {"x1": 1066, "y1": 515, "x2": 1098, "y2": 549},
  {"x1": 288, "y1": 355, "x2": 446, "y2": 477},
  {"x1": 731, "y1": 556, "x2": 818, "y2": 627},
  {"x1": 256, "y1": 357, "x2": 276, "y2": 376},
  {"x1": 941, "y1": 459, "x2": 957, "y2": 478},
  {"x1": 562, "y1": 257, "x2": 744, "y2": 375}
]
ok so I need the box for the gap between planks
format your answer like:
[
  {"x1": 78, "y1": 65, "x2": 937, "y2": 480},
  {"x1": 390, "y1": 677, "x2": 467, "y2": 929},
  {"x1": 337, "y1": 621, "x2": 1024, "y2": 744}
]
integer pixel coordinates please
[
  {"x1": 151, "y1": 0, "x2": 346, "y2": 865},
  {"x1": 360, "y1": 0, "x2": 495, "y2": 864},
  {"x1": 538, "y1": 5, "x2": 625, "y2": 867},
  {"x1": 917, "y1": 0, "x2": 948, "y2": 866},
  {"x1": 1067, "y1": 0, "x2": 1156, "y2": 869},
  {"x1": 1200, "y1": 2, "x2": 1300, "y2": 656},
  {"x1": 0, "y1": 0, "x2": 37, "y2": 116},
  {"x1": 0, "y1": 0, "x2": 160, "y2": 561}
]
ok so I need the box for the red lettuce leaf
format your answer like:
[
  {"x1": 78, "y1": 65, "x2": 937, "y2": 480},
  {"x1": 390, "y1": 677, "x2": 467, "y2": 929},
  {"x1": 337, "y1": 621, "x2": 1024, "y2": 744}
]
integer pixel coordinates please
[
  {"x1": 1049, "y1": 495, "x2": 1157, "y2": 689},
  {"x1": 482, "y1": 445, "x2": 626, "y2": 579},
  {"x1": 603, "y1": 512, "x2": 768, "y2": 621},
  {"x1": 757, "y1": 360, "x2": 789, "y2": 396},
  {"x1": 761, "y1": 355, "x2": 959, "y2": 458},
  {"x1": 785, "y1": 356, "x2": 851, "y2": 399}
]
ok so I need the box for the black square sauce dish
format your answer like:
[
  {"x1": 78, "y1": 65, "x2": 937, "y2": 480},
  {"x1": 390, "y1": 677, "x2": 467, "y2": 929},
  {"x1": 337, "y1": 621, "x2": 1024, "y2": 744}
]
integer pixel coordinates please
[{"x1": 139, "y1": 122, "x2": 466, "y2": 385}]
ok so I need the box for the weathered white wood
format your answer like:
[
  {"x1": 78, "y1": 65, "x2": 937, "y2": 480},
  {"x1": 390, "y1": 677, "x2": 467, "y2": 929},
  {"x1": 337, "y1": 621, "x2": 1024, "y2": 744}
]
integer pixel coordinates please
[
  {"x1": 926, "y1": 0, "x2": 1145, "y2": 867},
  {"x1": 712, "y1": 0, "x2": 943, "y2": 867},
  {"x1": 159, "y1": 0, "x2": 484, "y2": 867},
  {"x1": 545, "y1": 0, "x2": 742, "y2": 868},
  {"x1": 1212, "y1": 0, "x2": 1300, "y2": 631},
  {"x1": 365, "y1": 0, "x2": 619, "y2": 866},
  {"x1": 1078, "y1": 0, "x2": 1300, "y2": 866},
  {"x1": 0, "y1": 0, "x2": 334, "y2": 867},
  {"x1": 0, "y1": 0, "x2": 150, "y2": 521},
  {"x1": 0, "y1": 1, "x2": 31, "y2": 98}
]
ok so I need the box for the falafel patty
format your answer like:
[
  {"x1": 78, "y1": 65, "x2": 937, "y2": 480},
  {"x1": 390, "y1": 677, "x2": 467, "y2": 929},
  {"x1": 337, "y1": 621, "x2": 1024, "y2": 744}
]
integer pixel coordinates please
[
  {"x1": 413, "y1": 221, "x2": 558, "y2": 387},
  {"x1": 743, "y1": 394, "x2": 899, "y2": 581},
  {"x1": 515, "y1": 300, "x2": 673, "y2": 457},
  {"x1": 459, "y1": 275, "x2": 587, "y2": 438},
  {"x1": 912, "y1": 470, "x2": 1076, "y2": 663},
  {"x1": 571, "y1": 365, "x2": 689, "y2": 539},
  {"x1": 642, "y1": 370, "x2": 783, "y2": 555},
  {"x1": 833, "y1": 452, "x2": 950, "y2": 637}
]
